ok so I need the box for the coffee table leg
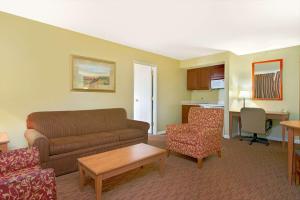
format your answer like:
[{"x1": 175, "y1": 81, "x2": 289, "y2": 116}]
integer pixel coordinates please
[
  {"x1": 79, "y1": 164, "x2": 85, "y2": 191},
  {"x1": 159, "y1": 156, "x2": 165, "y2": 177},
  {"x1": 95, "y1": 175, "x2": 103, "y2": 200}
]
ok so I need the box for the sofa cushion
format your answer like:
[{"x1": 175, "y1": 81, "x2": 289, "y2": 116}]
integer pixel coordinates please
[
  {"x1": 110, "y1": 128, "x2": 145, "y2": 141},
  {"x1": 49, "y1": 132, "x2": 119, "y2": 155},
  {"x1": 27, "y1": 108, "x2": 128, "y2": 138}
]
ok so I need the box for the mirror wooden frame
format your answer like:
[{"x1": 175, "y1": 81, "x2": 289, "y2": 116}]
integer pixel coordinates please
[{"x1": 252, "y1": 59, "x2": 283, "y2": 100}]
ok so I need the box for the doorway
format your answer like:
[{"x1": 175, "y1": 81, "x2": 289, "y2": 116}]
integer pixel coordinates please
[{"x1": 133, "y1": 62, "x2": 157, "y2": 134}]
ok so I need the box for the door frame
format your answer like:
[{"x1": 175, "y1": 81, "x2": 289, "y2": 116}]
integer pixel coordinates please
[{"x1": 133, "y1": 61, "x2": 157, "y2": 135}]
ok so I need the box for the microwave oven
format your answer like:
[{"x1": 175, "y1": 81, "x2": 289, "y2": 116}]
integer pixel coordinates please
[{"x1": 211, "y1": 79, "x2": 224, "y2": 89}]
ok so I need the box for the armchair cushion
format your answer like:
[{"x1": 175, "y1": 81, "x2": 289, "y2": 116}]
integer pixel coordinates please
[
  {"x1": 167, "y1": 125, "x2": 222, "y2": 146},
  {"x1": 0, "y1": 147, "x2": 39, "y2": 175}
]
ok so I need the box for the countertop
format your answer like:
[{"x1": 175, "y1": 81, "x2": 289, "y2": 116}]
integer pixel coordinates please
[{"x1": 181, "y1": 101, "x2": 224, "y2": 108}]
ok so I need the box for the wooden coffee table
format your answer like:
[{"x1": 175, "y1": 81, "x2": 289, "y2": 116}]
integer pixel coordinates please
[{"x1": 78, "y1": 143, "x2": 166, "y2": 200}]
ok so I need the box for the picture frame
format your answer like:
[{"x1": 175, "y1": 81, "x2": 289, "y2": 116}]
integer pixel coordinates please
[{"x1": 71, "y1": 55, "x2": 116, "y2": 92}]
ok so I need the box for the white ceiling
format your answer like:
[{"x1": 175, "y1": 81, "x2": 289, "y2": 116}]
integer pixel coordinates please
[{"x1": 0, "y1": 0, "x2": 300, "y2": 60}]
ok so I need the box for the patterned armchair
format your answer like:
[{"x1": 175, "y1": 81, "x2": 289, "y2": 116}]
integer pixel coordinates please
[
  {"x1": 0, "y1": 147, "x2": 56, "y2": 200},
  {"x1": 166, "y1": 107, "x2": 224, "y2": 168}
]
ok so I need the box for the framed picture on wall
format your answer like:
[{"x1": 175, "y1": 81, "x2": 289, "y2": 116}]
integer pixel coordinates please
[{"x1": 71, "y1": 55, "x2": 116, "y2": 92}]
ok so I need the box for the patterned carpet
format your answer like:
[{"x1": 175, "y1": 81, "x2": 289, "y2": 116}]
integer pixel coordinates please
[{"x1": 56, "y1": 135, "x2": 300, "y2": 200}]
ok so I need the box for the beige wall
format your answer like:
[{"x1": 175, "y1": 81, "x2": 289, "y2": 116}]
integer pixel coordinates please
[
  {"x1": 190, "y1": 90, "x2": 224, "y2": 104},
  {"x1": 229, "y1": 46, "x2": 300, "y2": 139},
  {"x1": 0, "y1": 12, "x2": 189, "y2": 149},
  {"x1": 181, "y1": 46, "x2": 300, "y2": 140},
  {"x1": 180, "y1": 52, "x2": 230, "y2": 137}
]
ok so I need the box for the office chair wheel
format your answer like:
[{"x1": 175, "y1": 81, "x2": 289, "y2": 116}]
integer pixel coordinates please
[
  {"x1": 249, "y1": 142, "x2": 253, "y2": 145},
  {"x1": 265, "y1": 142, "x2": 270, "y2": 146}
]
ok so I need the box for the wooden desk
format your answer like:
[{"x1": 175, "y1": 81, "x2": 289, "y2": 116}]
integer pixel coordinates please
[
  {"x1": 229, "y1": 110, "x2": 289, "y2": 147},
  {"x1": 280, "y1": 121, "x2": 300, "y2": 184},
  {"x1": 0, "y1": 133, "x2": 9, "y2": 153}
]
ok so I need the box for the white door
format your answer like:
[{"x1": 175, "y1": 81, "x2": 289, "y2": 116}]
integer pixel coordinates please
[{"x1": 134, "y1": 63, "x2": 156, "y2": 134}]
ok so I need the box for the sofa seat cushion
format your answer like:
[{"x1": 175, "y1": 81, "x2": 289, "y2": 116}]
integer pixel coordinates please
[
  {"x1": 49, "y1": 132, "x2": 119, "y2": 155},
  {"x1": 110, "y1": 128, "x2": 145, "y2": 141}
]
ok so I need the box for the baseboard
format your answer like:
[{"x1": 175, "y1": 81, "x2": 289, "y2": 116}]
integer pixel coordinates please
[
  {"x1": 267, "y1": 135, "x2": 300, "y2": 144},
  {"x1": 156, "y1": 130, "x2": 166, "y2": 135},
  {"x1": 230, "y1": 134, "x2": 300, "y2": 144},
  {"x1": 155, "y1": 130, "x2": 299, "y2": 143},
  {"x1": 223, "y1": 134, "x2": 230, "y2": 139},
  {"x1": 267, "y1": 136, "x2": 284, "y2": 142},
  {"x1": 157, "y1": 131, "x2": 232, "y2": 140}
]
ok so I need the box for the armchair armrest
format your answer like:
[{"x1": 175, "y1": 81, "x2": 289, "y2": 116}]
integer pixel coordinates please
[
  {"x1": 127, "y1": 119, "x2": 150, "y2": 133},
  {"x1": 166, "y1": 124, "x2": 191, "y2": 145},
  {"x1": 0, "y1": 147, "x2": 40, "y2": 175},
  {"x1": 193, "y1": 127, "x2": 222, "y2": 147},
  {"x1": 166, "y1": 123, "x2": 190, "y2": 135},
  {"x1": 24, "y1": 129, "x2": 49, "y2": 163},
  {"x1": 0, "y1": 168, "x2": 56, "y2": 199}
]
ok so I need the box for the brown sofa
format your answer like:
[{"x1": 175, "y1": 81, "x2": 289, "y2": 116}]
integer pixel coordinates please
[{"x1": 24, "y1": 108, "x2": 149, "y2": 176}]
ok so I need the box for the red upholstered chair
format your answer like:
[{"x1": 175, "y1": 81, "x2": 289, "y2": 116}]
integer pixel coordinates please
[
  {"x1": 0, "y1": 147, "x2": 56, "y2": 200},
  {"x1": 166, "y1": 107, "x2": 224, "y2": 168}
]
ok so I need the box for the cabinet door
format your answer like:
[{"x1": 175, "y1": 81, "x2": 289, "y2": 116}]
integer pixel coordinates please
[
  {"x1": 210, "y1": 65, "x2": 224, "y2": 80},
  {"x1": 187, "y1": 69, "x2": 198, "y2": 90},
  {"x1": 198, "y1": 67, "x2": 210, "y2": 90}
]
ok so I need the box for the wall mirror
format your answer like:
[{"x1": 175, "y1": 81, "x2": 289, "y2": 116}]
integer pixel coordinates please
[{"x1": 252, "y1": 59, "x2": 283, "y2": 100}]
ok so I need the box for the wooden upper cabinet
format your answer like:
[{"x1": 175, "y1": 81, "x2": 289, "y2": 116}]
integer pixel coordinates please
[
  {"x1": 198, "y1": 67, "x2": 210, "y2": 90},
  {"x1": 210, "y1": 64, "x2": 224, "y2": 80},
  {"x1": 187, "y1": 64, "x2": 224, "y2": 90},
  {"x1": 187, "y1": 68, "x2": 198, "y2": 90},
  {"x1": 187, "y1": 67, "x2": 210, "y2": 90}
]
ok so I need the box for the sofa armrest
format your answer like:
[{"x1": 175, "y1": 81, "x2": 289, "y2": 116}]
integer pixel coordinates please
[
  {"x1": 127, "y1": 119, "x2": 150, "y2": 133},
  {"x1": 0, "y1": 168, "x2": 56, "y2": 199},
  {"x1": 24, "y1": 129, "x2": 49, "y2": 163}
]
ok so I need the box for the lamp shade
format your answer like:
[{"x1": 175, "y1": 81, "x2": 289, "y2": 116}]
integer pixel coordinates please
[{"x1": 239, "y1": 90, "x2": 250, "y2": 98}]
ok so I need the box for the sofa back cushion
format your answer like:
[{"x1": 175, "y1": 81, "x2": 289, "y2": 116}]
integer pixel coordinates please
[{"x1": 27, "y1": 108, "x2": 128, "y2": 138}]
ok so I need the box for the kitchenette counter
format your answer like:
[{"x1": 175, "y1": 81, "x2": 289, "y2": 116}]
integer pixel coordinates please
[
  {"x1": 181, "y1": 101, "x2": 224, "y2": 123},
  {"x1": 181, "y1": 101, "x2": 224, "y2": 108}
]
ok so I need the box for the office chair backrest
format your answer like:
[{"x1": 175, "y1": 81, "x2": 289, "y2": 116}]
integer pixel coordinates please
[{"x1": 240, "y1": 107, "x2": 266, "y2": 134}]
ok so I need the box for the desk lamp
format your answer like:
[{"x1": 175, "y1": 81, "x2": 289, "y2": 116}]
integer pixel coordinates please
[{"x1": 239, "y1": 90, "x2": 250, "y2": 108}]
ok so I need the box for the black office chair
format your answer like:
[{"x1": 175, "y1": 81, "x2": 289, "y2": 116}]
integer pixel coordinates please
[{"x1": 240, "y1": 107, "x2": 272, "y2": 146}]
